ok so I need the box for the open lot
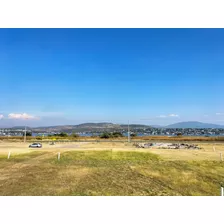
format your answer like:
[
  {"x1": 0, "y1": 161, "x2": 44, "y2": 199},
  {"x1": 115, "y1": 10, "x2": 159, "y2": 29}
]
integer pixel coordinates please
[{"x1": 0, "y1": 141, "x2": 224, "y2": 196}]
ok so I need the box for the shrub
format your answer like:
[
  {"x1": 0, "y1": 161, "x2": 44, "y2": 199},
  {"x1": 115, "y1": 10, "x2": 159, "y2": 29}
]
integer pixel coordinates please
[
  {"x1": 71, "y1": 133, "x2": 79, "y2": 138},
  {"x1": 23, "y1": 132, "x2": 32, "y2": 136},
  {"x1": 100, "y1": 132, "x2": 123, "y2": 138},
  {"x1": 100, "y1": 132, "x2": 111, "y2": 139},
  {"x1": 53, "y1": 132, "x2": 68, "y2": 137},
  {"x1": 112, "y1": 132, "x2": 123, "y2": 138},
  {"x1": 130, "y1": 133, "x2": 137, "y2": 137}
]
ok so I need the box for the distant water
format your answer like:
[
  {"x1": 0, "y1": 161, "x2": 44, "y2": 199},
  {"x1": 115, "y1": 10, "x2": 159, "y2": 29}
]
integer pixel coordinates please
[
  {"x1": 32, "y1": 133, "x2": 51, "y2": 137},
  {"x1": 32, "y1": 133, "x2": 98, "y2": 137},
  {"x1": 31, "y1": 132, "x2": 224, "y2": 137}
]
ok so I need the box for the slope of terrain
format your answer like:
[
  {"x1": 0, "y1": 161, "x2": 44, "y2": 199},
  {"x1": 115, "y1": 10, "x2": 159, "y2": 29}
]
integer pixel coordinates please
[{"x1": 0, "y1": 142, "x2": 224, "y2": 196}]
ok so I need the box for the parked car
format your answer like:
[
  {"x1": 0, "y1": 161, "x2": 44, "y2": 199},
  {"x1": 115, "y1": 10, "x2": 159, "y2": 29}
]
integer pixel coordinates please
[{"x1": 29, "y1": 143, "x2": 42, "y2": 148}]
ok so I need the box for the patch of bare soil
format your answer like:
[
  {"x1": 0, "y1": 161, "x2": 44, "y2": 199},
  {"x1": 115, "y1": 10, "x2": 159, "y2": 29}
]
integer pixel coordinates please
[{"x1": 55, "y1": 144, "x2": 81, "y2": 148}]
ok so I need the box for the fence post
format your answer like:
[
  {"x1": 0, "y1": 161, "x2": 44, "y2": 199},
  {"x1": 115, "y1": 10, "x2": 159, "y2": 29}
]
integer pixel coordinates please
[
  {"x1": 220, "y1": 152, "x2": 223, "y2": 161},
  {"x1": 7, "y1": 151, "x2": 11, "y2": 159},
  {"x1": 57, "y1": 152, "x2": 60, "y2": 161},
  {"x1": 213, "y1": 146, "x2": 216, "y2": 152},
  {"x1": 221, "y1": 187, "x2": 224, "y2": 196}
]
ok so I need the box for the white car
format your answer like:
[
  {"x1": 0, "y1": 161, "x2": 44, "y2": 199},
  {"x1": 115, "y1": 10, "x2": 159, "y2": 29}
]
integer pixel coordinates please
[{"x1": 29, "y1": 143, "x2": 42, "y2": 148}]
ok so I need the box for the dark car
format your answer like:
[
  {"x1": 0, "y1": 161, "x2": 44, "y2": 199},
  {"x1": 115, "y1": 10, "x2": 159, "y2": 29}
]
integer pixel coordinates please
[{"x1": 29, "y1": 143, "x2": 42, "y2": 148}]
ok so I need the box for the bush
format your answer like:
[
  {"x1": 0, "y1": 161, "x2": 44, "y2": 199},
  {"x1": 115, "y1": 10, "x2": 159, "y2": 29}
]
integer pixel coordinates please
[
  {"x1": 53, "y1": 132, "x2": 68, "y2": 137},
  {"x1": 100, "y1": 132, "x2": 123, "y2": 138},
  {"x1": 71, "y1": 133, "x2": 79, "y2": 138},
  {"x1": 130, "y1": 133, "x2": 137, "y2": 137},
  {"x1": 112, "y1": 132, "x2": 123, "y2": 138},
  {"x1": 60, "y1": 132, "x2": 68, "y2": 137},
  {"x1": 100, "y1": 132, "x2": 111, "y2": 139},
  {"x1": 23, "y1": 132, "x2": 32, "y2": 136}
]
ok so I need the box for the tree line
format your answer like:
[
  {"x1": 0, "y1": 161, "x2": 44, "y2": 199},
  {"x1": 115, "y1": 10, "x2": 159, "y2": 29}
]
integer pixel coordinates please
[{"x1": 23, "y1": 131, "x2": 138, "y2": 138}]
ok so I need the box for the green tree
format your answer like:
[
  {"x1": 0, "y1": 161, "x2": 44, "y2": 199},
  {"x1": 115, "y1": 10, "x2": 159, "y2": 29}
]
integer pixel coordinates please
[
  {"x1": 23, "y1": 132, "x2": 32, "y2": 136},
  {"x1": 100, "y1": 132, "x2": 123, "y2": 138},
  {"x1": 58, "y1": 132, "x2": 68, "y2": 137},
  {"x1": 71, "y1": 132, "x2": 79, "y2": 138},
  {"x1": 130, "y1": 133, "x2": 137, "y2": 137},
  {"x1": 100, "y1": 132, "x2": 111, "y2": 139},
  {"x1": 112, "y1": 132, "x2": 123, "y2": 138}
]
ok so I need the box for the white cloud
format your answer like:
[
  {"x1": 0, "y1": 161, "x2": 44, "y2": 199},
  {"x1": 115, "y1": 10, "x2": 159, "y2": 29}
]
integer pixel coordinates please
[
  {"x1": 157, "y1": 114, "x2": 179, "y2": 118},
  {"x1": 8, "y1": 113, "x2": 38, "y2": 120},
  {"x1": 168, "y1": 114, "x2": 179, "y2": 117},
  {"x1": 0, "y1": 114, "x2": 4, "y2": 119},
  {"x1": 216, "y1": 113, "x2": 224, "y2": 116},
  {"x1": 157, "y1": 115, "x2": 167, "y2": 118}
]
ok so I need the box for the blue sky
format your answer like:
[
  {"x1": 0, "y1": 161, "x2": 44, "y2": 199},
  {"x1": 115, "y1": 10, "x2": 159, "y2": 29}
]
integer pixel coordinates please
[{"x1": 0, "y1": 29, "x2": 223, "y2": 127}]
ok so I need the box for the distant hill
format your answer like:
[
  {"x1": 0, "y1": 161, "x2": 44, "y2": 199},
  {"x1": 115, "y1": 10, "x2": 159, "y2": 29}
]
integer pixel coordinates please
[
  {"x1": 120, "y1": 124, "x2": 150, "y2": 129},
  {"x1": 11, "y1": 126, "x2": 32, "y2": 130},
  {"x1": 150, "y1": 125, "x2": 163, "y2": 128},
  {"x1": 165, "y1": 121, "x2": 224, "y2": 129},
  {"x1": 75, "y1": 123, "x2": 118, "y2": 128},
  {"x1": 28, "y1": 123, "x2": 152, "y2": 132},
  {"x1": 6, "y1": 121, "x2": 224, "y2": 131}
]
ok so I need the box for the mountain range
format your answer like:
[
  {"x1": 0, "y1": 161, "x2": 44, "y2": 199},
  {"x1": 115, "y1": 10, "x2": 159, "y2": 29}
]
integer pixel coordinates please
[
  {"x1": 6, "y1": 121, "x2": 224, "y2": 131},
  {"x1": 164, "y1": 121, "x2": 224, "y2": 129}
]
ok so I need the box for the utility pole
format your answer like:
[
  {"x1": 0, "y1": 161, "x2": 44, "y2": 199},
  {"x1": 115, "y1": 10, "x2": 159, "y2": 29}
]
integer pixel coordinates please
[
  {"x1": 24, "y1": 126, "x2": 26, "y2": 143},
  {"x1": 128, "y1": 120, "x2": 130, "y2": 143}
]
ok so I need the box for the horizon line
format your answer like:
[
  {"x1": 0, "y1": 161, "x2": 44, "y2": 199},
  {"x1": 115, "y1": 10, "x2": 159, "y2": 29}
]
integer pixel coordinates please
[{"x1": 0, "y1": 120, "x2": 224, "y2": 128}]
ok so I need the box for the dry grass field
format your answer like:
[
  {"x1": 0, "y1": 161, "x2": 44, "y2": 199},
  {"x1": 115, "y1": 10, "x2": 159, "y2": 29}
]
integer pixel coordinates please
[
  {"x1": 1, "y1": 135, "x2": 224, "y2": 142},
  {"x1": 0, "y1": 140, "x2": 224, "y2": 196}
]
